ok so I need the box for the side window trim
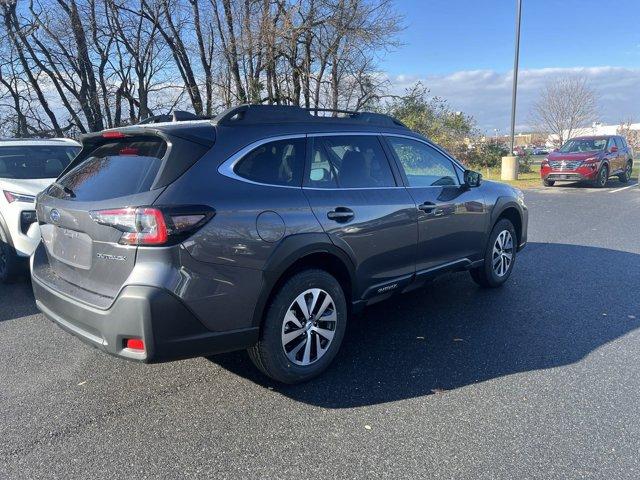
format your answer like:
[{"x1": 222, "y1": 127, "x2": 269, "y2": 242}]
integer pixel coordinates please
[
  {"x1": 218, "y1": 134, "x2": 307, "y2": 189},
  {"x1": 383, "y1": 134, "x2": 463, "y2": 188}
]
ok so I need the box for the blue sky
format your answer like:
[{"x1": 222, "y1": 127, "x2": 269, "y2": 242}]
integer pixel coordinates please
[{"x1": 380, "y1": 0, "x2": 640, "y2": 132}]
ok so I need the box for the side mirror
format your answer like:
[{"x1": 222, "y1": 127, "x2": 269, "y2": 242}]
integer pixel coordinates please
[
  {"x1": 464, "y1": 170, "x2": 482, "y2": 188},
  {"x1": 609, "y1": 146, "x2": 618, "y2": 153}
]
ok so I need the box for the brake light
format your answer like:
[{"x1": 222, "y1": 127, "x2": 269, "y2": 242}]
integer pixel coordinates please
[
  {"x1": 119, "y1": 147, "x2": 139, "y2": 156},
  {"x1": 90, "y1": 207, "x2": 167, "y2": 245},
  {"x1": 102, "y1": 131, "x2": 127, "y2": 139},
  {"x1": 89, "y1": 206, "x2": 214, "y2": 246}
]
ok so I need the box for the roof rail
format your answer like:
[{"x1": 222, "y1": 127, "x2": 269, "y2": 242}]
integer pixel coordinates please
[
  {"x1": 137, "y1": 110, "x2": 212, "y2": 125},
  {"x1": 214, "y1": 104, "x2": 407, "y2": 128}
]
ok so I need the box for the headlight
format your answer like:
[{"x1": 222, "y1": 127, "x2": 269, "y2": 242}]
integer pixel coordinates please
[
  {"x1": 3, "y1": 190, "x2": 36, "y2": 204},
  {"x1": 581, "y1": 158, "x2": 599, "y2": 169}
]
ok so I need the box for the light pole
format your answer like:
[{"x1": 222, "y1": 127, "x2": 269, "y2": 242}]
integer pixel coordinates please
[
  {"x1": 502, "y1": 0, "x2": 522, "y2": 181},
  {"x1": 509, "y1": 0, "x2": 522, "y2": 154}
]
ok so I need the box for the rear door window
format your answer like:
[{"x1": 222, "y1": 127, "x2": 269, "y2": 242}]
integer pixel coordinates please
[
  {"x1": 305, "y1": 135, "x2": 396, "y2": 188},
  {"x1": 52, "y1": 137, "x2": 166, "y2": 201},
  {"x1": 234, "y1": 138, "x2": 305, "y2": 186}
]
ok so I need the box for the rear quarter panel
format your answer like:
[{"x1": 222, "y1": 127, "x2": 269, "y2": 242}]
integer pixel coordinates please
[{"x1": 154, "y1": 143, "x2": 325, "y2": 331}]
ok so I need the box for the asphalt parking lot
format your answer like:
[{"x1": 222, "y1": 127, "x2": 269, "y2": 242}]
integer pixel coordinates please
[{"x1": 1, "y1": 180, "x2": 639, "y2": 480}]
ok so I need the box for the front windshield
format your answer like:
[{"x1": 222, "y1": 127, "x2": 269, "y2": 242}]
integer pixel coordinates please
[
  {"x1": 0, "y1": 145, "x2": 79, "y2": 179},
  {"x1": 559, "y1": 138, "x2": 607, "y2": 153}
]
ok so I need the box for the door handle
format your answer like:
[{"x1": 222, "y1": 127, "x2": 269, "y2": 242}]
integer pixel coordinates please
[
  {"x1": 327, "y1": 207, "x2": 355, "y2": 222},
  {"x1": 418, "y1": 202, "x2": 444, "y2": 216},
  {"x1": 418, "y1": 202, "x2": 437, "y2": 212}
]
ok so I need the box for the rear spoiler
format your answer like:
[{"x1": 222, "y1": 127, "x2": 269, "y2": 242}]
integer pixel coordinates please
[{"x1": 57, "y1": 126, "x2": 215, "y2": 190}]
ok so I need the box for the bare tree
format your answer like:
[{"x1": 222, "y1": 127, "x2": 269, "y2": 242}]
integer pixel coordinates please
[
  {"x1": 531, "y1": 76, "x2": 599, "y2": 146},
  {"x1": 618, "y1": 117, "x2": 639, "y2": 151},
  {"x1": 0, "y1": 0, "x2": 404, "y2": 136}
]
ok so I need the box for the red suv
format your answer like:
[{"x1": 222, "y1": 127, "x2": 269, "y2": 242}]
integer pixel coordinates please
[{"x1": 541, "y1": 135, "x2": 634, "y2": 187}]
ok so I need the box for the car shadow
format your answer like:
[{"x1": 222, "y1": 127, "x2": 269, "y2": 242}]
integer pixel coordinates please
[
  {"x1": 208, "y1": 242, "x2": 640, "y2": 408},
  {"x1": 0, "y1": 277, "x2": 39, "y2": 322}
]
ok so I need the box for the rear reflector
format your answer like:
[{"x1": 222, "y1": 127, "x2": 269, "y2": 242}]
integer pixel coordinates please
[{"x1": 125, "y1": 338, "x2": 145, "y2": 351}]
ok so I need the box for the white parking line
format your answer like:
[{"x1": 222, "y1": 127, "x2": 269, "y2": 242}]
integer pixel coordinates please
[{"x1": 610, "y1": 183, "x2": 638, "y2": 193}]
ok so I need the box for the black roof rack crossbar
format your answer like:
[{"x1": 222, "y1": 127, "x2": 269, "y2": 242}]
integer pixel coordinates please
[{"x1": 214, "y1": 104, "x2": 407, "y2": 128}]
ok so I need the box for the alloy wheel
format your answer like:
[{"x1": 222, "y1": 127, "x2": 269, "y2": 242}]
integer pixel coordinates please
[
  {"x1": 599, "y1": 167, "x2": 608, "y2": 187},
  {"x1": 281, "y1": 288, "x2": 337, "y2": 366},
  {"x1": 492, "y1": 230, "x2": 514, "y2": 277}
]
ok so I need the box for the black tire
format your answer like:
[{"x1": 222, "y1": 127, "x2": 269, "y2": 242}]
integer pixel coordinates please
[
  {"x1": 618, "y1": 161, "x2": 632, "y2": 184},
  {"x1": 593, "y1": 164, "x2": 608, "y2": 188},
  {"x1": 543, "y1": 178, "x2": 555, "y2": 187},
  {"x1": 248, "y1": 269, "x2": 347, "y2": 384},
  {"x1": 0, "y1": 240, "x2": 22, "y2": 284},
  {"x1": 470, "y1": 219, "x2": 517, "y2": 288}
]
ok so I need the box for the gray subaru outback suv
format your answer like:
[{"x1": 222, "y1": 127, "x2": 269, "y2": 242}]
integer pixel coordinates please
[{"x1": 31, "y1": 105, "x2": 528, "y2": 383}]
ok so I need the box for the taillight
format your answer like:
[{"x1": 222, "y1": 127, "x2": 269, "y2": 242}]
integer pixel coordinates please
[{"x1": 89, "y1": 206, "x2": 214, "y2": 246}]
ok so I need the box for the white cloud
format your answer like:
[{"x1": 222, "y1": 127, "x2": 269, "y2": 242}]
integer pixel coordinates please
[{"x1": 386, "y1": 67, "x2": 640, "y2": 133}]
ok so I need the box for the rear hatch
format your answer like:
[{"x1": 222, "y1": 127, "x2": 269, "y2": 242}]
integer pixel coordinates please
[{"x1": 34, "y1": 126, "x2": 214, "y2": 307}]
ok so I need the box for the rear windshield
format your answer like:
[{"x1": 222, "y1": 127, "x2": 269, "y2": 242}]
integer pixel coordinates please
[
  {"x1": 52, "y1": 137, "x2": 166, "y2": 201},
  {"x1": 0, "y1": 145, "x2": 79, "y2": 179},
  {"x1": 559, "y1": 138, "x2": 607, "y2": 153}
]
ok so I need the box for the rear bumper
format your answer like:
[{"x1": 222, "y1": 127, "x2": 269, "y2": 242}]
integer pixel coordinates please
[{"x1": 32, "y1": 276, "x2": 258, "y2": 362}]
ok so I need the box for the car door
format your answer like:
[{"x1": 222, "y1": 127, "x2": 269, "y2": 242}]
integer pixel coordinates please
[
  {"x1": 302, "y1": 134, "x2": 418, "y2": 299},
  {"x1": 384, "y1": 135, "x2": 488, "y2": 274},
  {"x1": 606, "y1": 137, "x2": 621, "y2": 173},
  {"x1": 615, "y1": 137, "x2": 627, "y2": 173}
]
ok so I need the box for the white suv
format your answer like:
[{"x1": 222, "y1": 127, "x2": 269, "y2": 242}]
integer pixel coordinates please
[{"x1": 0, "y1": 138, "x2": 80, "y2": 282}]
